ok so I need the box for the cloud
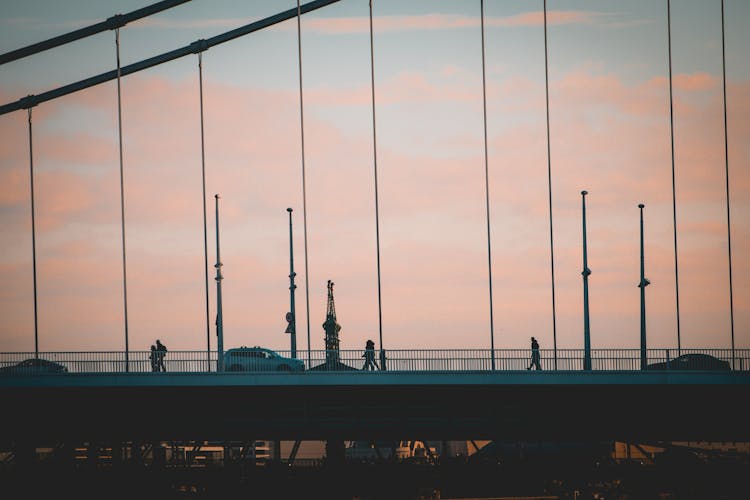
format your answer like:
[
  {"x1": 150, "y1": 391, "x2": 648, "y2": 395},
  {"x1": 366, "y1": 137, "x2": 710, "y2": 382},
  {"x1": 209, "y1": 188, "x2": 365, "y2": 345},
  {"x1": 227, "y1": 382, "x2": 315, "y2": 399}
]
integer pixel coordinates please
[
  {"x1": 118, "y1": 10, "x2": 611, "y2": 35},
  {"x1": 1, "y1": 66, "x2": 749, "y2": 354},
  {"x1": 673, "y1": 72, "x2": 720, "y2": 92},
  {"x1": 300, "y1": 11, "x2": 605, "y2": 35},
  {"x1": 130, "y1": 17, "x2": 253, "y2": 30},
  {"x1": 0, "y1": 17, "x2": 93, "y2": 30},
  {"x1": 0, "y1": 169, "x2": 28, "y2": 206}
]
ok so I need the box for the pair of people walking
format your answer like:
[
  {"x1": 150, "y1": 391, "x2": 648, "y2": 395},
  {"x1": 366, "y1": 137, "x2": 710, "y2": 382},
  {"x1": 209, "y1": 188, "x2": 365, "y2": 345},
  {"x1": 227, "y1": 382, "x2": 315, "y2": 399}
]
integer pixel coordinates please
[
  {"x1": 149, "y1": 339, "x2": 168, "y2": 372},
  {"x1": 362, "y1": 339, "x2": 379, "y2": 371}
]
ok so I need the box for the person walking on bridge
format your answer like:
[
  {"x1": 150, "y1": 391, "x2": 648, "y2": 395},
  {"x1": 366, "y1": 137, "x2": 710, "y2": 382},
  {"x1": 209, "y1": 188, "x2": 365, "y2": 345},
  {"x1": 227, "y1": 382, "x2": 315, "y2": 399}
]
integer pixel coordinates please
[
  {"x1": 155, "y1": 339, "x2": 168, "y2": 372},
  {"x1": 527, "y1": 337, "x2": 542, "y2": 371},
  {"x1": 149, "y1": 344, "x2": 158, "y2": 372},
  {"x1": 362, "y1": 339, "x2": 378, "y2": 371}
]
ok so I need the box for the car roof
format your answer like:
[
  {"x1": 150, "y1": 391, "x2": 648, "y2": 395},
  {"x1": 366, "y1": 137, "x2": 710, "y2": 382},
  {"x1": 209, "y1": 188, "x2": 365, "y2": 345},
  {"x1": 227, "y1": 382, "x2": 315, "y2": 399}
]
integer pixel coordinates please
[
  {"x1": 21, "y1": 358, "x2": 60, "y2": 365},
  {"x1": 227, "y1": 346, "x2": 274, "y2": 353}
]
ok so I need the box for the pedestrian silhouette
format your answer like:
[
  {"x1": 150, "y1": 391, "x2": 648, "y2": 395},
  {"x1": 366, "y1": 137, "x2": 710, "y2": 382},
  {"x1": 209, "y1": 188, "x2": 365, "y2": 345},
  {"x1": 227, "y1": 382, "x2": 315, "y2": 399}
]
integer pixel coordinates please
[
  {"x1": 155, "y1": 339, "x2": 167, "y2": 372},
  {"x1": 362, "y1": 339, "x2": 378, "y2": 371},
  {"x1": 149, "y1": 345, "x2": 158, "y2": 372},
  {"x1": 527, "y1": 337, "x2": 542, "y2": 370}
]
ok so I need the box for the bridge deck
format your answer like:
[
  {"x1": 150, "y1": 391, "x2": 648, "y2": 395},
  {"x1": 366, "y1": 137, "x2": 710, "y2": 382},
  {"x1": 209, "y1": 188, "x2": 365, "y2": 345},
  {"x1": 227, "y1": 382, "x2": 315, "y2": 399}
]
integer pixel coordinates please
[
  {"x1": 2, "y1": 371, "x2": 748, "y2": 444},
  {"x1": 1, "y1": 369, "x2": 748, "y2": 388}
]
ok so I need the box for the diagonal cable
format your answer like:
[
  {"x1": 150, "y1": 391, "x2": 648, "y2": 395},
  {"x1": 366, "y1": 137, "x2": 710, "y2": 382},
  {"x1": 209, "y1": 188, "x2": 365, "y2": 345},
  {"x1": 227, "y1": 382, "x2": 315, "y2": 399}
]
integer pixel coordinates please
[
  {"x1": 296, "y1": 0, "x2": 312, "y2": 366},
  {"x1": 543, "y1": 0, "x2": 558, "y2": 370},
  {"x1": 720, "y1": 0, "x2": 735, "y2": 367},
  {"x1": 369, "y1": 0, "x2": 385, "y2": 365},
  {"x1": 479, "y1": 0, "x2": 496, "y2": 370},
  {"x1": 198, "y1": 52, "x2": 211, "y2": 371},
  {"x1": 666, "y1": 0, "x2": 682, "y2": 354}
]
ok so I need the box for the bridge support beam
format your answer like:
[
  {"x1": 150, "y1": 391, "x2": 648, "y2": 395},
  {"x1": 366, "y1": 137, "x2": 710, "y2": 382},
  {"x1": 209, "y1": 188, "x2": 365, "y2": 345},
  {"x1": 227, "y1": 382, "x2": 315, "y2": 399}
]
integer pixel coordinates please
[{"x1": 325, "y1": 439, "x2": 345, "y2": 464}]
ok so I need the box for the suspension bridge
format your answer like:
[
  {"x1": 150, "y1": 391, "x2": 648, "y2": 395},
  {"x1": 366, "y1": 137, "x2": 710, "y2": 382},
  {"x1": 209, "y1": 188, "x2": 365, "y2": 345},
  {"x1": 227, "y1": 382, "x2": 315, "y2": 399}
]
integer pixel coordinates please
[{"x1": 1, "y1": 0, "x2": 749, "y2": 450}]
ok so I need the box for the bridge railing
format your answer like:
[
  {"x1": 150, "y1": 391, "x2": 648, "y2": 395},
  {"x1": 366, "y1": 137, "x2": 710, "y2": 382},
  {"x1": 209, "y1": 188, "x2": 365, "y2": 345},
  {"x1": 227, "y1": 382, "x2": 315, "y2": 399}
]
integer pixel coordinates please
[
  {"x1": 0, "y1": 348, "x2": 747, "y2": 375},
  {"x1": 0, "y1": 350, "x2": 216, "y2": 374}
]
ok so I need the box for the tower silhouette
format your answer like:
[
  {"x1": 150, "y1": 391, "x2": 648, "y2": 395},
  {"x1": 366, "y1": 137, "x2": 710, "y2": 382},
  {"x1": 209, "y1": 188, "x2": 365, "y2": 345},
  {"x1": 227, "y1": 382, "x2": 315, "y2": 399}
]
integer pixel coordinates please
[{"x1": 322, "y1": 280, "x2": 341, "y2": 364}]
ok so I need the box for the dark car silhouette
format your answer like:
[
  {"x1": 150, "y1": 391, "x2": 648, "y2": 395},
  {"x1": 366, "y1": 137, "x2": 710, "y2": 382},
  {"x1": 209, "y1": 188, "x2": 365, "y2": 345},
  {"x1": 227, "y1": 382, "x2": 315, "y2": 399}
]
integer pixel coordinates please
[
  {"x1": 647, "y1": 353, "x2": 730, "y2": 371},
  {"x1": 223, "y1": 347, "x2": 304, "y2": 372},
  {"x1": 0, "y1": 358, "x2": 68, "y2": 375}
]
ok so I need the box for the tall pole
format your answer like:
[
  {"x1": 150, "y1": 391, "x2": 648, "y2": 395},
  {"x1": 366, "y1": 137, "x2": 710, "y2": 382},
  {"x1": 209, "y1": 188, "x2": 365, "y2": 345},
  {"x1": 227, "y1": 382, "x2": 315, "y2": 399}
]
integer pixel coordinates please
[
  {"x1": 479, "y1": 0, "x2": 496, "y2": 371},
  {"x1": 581, "y1": 190, "x2": 592, "y2": 371},
  {"x1": 214, "y1": 194, "x2": 224, "y2": 372},
  {"x1": 115, "y1": 28, "x2": 130, "y2": 372},
  {"x1": 638, "y1": 204, "x2": 650, "y2": 370},
  {"x1": 666, "y1": 0, "x2": 682, "y2": 354},
  {"x1": 286, "y1": 208, "x2": 298, "y2": 358},
  {"x1": 27, "y1": 107, "x2": 39, "y2": 359},
  {"x1": 720, "y1": 0, "x2": 736, "y2": 369}
]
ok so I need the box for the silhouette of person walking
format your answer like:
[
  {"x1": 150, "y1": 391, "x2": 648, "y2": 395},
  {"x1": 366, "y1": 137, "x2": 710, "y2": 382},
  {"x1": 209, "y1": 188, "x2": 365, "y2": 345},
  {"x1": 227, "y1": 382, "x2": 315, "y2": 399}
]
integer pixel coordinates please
[
  {"x1": 362, "y1": 339, "x2": 378, "y2": 371},
  {"x1": 149, "y1": 345, "x2": 158, "y2": 372},
  {"x1": 155, "y1": 339, "x2": 167, "y2": 372},
  {"x1": 527, "y1": 337, "x2": 542, "y2": 370}
]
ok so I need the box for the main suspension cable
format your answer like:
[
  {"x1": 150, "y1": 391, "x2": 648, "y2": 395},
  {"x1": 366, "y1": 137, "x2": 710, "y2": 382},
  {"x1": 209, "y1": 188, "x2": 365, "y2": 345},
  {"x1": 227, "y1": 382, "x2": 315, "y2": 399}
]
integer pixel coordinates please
[
  {"x1": 1, "y1": 0, "x2": 343, "y2": 116},
  {"x1": 0, "y1": 0, "x2": 192, "y2": 65},
  {"x1": 479, "y1": 0, "x2": 496, "y2": 370},
  {"x1": 296, "y1": 0, "x2": 312, "y2": 365}
]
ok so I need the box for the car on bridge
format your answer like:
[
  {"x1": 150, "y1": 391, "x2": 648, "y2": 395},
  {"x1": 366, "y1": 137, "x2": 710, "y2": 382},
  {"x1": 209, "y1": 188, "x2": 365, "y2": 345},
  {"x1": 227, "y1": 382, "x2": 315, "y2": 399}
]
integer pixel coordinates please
[
  {"x1": 223, "y1": 347, "x2": 304, "y2": 372},
  {"x1": 647, "y1": 353, "x2": 730, "y2": 371},
  {"x1": 0, "y1": 358, "x2": 68, "y2": 375}
]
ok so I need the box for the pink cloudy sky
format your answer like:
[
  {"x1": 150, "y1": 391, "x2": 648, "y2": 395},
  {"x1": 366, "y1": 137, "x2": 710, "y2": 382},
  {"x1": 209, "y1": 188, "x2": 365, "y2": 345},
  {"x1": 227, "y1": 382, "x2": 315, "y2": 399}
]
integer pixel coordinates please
[{"x1": 0, "y1": 0, "x2": 748, "y2": 356}]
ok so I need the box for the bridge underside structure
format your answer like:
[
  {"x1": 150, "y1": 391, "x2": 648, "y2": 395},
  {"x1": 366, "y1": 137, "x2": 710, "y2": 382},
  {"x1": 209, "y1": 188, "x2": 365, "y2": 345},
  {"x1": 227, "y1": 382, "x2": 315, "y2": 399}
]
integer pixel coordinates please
[{"x1": 2, "y1": 371, "x2": 748, "y2": 446}]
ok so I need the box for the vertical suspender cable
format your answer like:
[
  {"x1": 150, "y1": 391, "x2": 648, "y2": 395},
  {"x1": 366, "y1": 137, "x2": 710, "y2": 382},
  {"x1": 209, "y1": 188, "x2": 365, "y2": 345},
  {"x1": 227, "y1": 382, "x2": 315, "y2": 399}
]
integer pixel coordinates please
[
  {"x1": 479, "y1": 0, "x2": 496, "y2": 370},
  {"x1": 198, "y1": 52, "x2": 211, "y2": 371},
  {"x1": 720, "y1": 0, "x2": 735, "y2": 367},
  {"x1": 369, "y1": 0, "x2": 385, "y2": 364},
  {"x1": 295, "y1": 0, "x2": 312, "y2": 365},
  {"x1": 115, "y1": 28, "x2": 130, "y2": 371},
  {"x1": 666, "y1": 0, "x2": 681, "y2": 354},
  {"x1": 27, "y1": 107, "x2": 40, "y2": 358},
  {"x1": 543, "y1": 0, "x2": 558, "y2": 370}
]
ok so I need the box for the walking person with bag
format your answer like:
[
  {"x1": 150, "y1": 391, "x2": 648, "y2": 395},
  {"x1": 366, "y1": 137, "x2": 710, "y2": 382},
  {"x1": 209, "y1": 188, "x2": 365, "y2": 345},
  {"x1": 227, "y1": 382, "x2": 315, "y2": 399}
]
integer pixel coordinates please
[{"x1": 155, "y1": 339, "x2": 168, "y2": 372}]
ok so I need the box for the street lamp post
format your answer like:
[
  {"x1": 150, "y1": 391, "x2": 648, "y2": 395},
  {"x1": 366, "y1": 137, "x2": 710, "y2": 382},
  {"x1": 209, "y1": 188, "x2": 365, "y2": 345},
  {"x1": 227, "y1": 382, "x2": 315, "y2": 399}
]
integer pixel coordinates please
[
  {"x1": 638, "y1": 203, "x2": 650, "y2": 370},
  {"x1": 215, "y1": 194, "x2": 224, "y2": 372},
  {"x1": 581, "y1": 190, "x2": 592, "y2": 371},
  {"x1": 286, "y1": 208, "x2": 297, "y2": 358}
]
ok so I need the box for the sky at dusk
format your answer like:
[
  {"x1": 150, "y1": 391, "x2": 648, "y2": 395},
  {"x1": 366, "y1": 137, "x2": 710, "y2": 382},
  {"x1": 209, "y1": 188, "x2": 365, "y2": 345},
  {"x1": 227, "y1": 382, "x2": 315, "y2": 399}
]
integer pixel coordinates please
[{"x1": 0, "y1": 0, "x2": 748, "y2": 356}]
